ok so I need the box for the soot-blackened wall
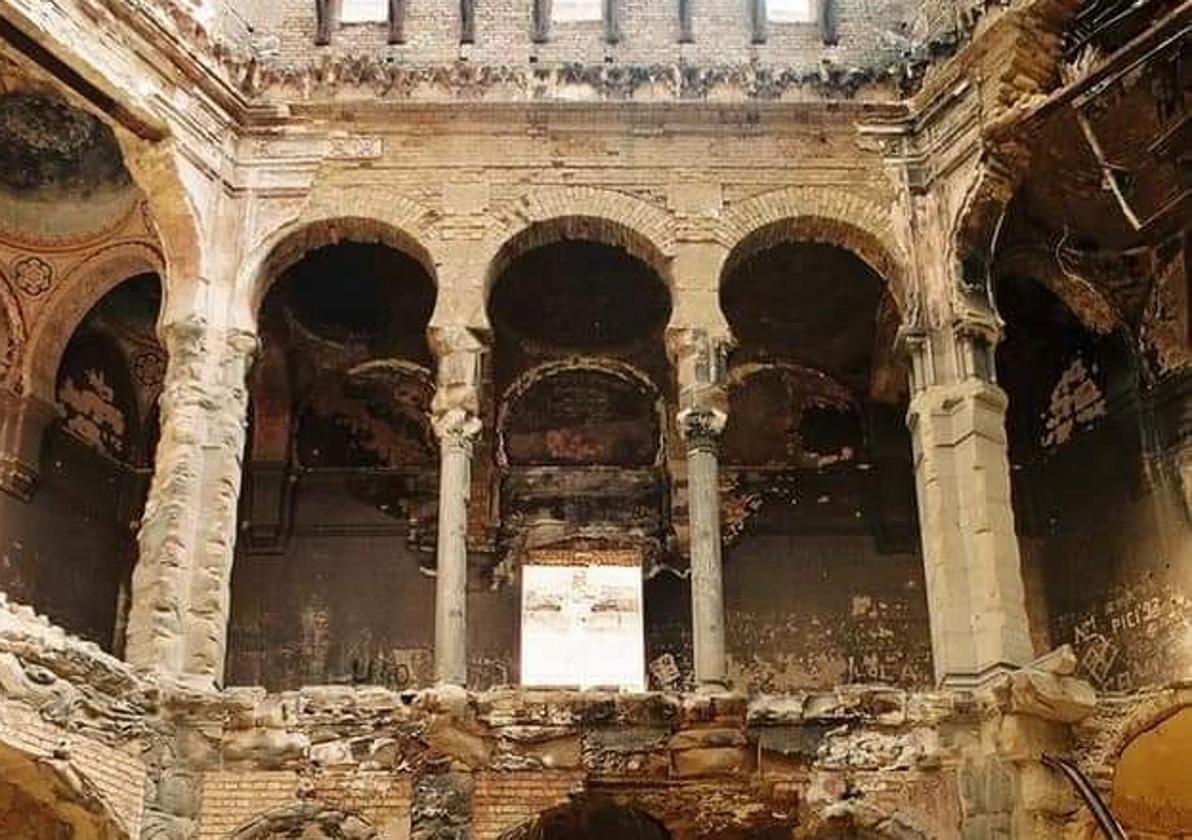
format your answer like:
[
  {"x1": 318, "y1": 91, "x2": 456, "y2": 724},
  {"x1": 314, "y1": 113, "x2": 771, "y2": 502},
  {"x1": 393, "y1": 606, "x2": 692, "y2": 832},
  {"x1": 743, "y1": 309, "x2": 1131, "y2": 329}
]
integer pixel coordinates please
[{"x1": 1001, "y1": 275, "x2": 1192, "y2": 692}]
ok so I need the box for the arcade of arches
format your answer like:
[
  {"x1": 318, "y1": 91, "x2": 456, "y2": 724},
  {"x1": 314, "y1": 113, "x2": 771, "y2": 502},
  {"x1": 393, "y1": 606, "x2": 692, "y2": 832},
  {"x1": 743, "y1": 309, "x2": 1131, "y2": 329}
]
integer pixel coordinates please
[{"x1": 0, "y1": 0, "x2": 1187, "y2": 837}]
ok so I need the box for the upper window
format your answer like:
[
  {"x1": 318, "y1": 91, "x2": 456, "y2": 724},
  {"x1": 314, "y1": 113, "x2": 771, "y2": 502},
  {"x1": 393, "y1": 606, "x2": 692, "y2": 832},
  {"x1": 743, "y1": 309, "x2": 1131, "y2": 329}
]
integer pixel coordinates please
[
  {"x1": 340, "y1": 0, "x2": 388, "y2": 24},
  {"x1": 553, "y1": 0, "x2": 603, "y2": 22},
  {"x1": 768, "y1": 0, "x2": 814, "y2": 22}
]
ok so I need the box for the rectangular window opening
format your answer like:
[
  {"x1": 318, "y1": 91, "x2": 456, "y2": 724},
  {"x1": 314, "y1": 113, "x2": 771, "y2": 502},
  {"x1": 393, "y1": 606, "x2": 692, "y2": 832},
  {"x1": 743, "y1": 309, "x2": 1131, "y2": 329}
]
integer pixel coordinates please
[
  {"x1": 521, "y1": 556, "x2": 645, "y2": 690},
  {"x1": 340, "y1": 0, "x2": 389, "y2": 24},
  {"x1": 769, "y1": 0, "x2": 815, "y2": 23},
  {"x1": 552, "y1": 0, "x2": 603, "y2": 22}
]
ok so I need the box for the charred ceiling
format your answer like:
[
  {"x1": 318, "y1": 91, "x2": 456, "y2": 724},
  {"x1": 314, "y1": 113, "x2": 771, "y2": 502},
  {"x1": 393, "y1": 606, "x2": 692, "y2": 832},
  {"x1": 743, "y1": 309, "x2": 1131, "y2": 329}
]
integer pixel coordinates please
[
  {"x1": 0, "y1": 92, "x2": 129, "y2": 196},
  {"x1": 488, "y1": 237, "x2": 671, "y2": 563},
  {"x1": 488, "y1": 240, "x2": 670, "y2": 353},
  {"x1": 721, "y1": 242, "x2": 890, "y2": 397}
]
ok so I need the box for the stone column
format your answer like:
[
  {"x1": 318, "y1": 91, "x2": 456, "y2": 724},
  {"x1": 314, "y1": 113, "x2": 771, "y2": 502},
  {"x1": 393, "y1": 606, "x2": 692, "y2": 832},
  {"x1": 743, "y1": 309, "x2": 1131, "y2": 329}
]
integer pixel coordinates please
[
  {"x1": 904, "y1": 319, "x2": 1033, "y2": 686},
  {"x1": 125, "y1": 318, "x2": 257, "y2": 684},
  {"x1": 679, "y1": 406, "x2": 729, "y2": 690},
  {"x1": 183, "y1": 329, "x2": 258, "y2": 678},
  {"x1": 429, "y1": 327, "x2": 484, "y2": 687},
  {"x1": 668, "y1": 326, "x2": 732, "y2": 690}
]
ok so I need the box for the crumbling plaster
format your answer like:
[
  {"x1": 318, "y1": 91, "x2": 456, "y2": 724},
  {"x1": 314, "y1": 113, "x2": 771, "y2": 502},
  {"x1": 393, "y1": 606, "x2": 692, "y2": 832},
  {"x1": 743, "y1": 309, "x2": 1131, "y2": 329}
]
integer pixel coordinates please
[{"x1": 0, "y1": 0, "x2": 1187, "y2": 836}]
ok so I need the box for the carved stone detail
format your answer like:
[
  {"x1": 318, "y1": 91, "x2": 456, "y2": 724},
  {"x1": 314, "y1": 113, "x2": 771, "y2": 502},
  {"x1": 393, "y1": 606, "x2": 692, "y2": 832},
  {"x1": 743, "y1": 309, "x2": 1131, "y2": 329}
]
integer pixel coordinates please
[
  {"x1": 13, "y1": 256, "x2": 53, "y2": 297},
  {"x1": 677, "y1": 406, "x2": 727, "y2": 454},
  {"x1": 125, "y1": 319, "x2": 258, "y2": 684}
]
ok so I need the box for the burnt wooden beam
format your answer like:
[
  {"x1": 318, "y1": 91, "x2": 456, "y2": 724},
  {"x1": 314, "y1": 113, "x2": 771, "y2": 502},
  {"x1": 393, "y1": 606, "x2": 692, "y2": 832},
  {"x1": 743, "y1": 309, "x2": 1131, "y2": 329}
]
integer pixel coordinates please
[
  {"x1": 315, "y1": 0, "x2": 333, "y2": 45},
  {"x1": 604, "y1": 0, "x2": 621, "y2": 43},
  {"x1": 817, "y1": 0, "x2": 837, "y2": 44}
]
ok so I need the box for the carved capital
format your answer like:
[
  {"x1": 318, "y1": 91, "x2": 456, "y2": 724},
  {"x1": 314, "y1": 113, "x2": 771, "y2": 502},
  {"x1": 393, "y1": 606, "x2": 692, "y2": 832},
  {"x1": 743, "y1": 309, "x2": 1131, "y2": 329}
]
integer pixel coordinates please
[
  {"x1": 678, "y1": 407, "x2": 727, "y2": 454},
  {"x1": 159, "y1": 315, "x2": 210, "y2": 359},
  {"x1": 432, "y1": 407, "x2": 483, "y2": 454}
]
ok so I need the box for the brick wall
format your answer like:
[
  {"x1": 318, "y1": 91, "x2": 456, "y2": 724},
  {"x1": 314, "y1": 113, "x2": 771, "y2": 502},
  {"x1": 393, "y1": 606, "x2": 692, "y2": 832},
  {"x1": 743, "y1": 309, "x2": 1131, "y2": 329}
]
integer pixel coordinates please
[
  {"x1": 200, "y1": 769, "x2": 414, "y2": 838},
  {"x1": 0, "y1": 700, "x2": 146, "y2": 838},
  {"x1": 472, "y1": 770, "x2": 584, "y2": 839},
  {"x1": 249, "y1": 0, "x2": 914, "y2": 74}
]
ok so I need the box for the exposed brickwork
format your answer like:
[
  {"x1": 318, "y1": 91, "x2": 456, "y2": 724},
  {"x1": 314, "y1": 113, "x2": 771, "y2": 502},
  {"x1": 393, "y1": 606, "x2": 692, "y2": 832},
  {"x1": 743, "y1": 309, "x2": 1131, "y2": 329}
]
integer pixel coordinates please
[{"x1": 472, "y1": 771, "x2": 583, "y2": 839}]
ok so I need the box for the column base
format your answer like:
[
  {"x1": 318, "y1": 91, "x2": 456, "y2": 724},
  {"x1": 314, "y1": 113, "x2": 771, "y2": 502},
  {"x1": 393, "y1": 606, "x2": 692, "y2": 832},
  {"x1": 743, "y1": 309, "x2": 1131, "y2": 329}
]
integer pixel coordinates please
[
  {"x1": 939, "y1": 660, "x2": 1025, "y2": 690},
  {"x1": 696, "y1": 679, "x2": 732, "y2": 695}
]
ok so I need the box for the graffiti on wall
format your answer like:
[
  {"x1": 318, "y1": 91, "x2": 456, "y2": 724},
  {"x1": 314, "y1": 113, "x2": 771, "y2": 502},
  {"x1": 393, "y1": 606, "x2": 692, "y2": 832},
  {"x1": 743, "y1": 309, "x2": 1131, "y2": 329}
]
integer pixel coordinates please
[{"x1": 1056, "y1": 577, "x2": 1191, "y2": 690}]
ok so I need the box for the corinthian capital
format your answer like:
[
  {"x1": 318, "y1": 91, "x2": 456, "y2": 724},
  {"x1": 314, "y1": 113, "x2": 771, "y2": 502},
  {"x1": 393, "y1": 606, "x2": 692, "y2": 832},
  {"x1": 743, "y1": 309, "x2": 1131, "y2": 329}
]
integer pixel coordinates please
[
  {"x1": 678, "y1": 406, "x2": 727, "y2": 453},
  {"x1": 432, "y1": 407, "x2": 483, "y2": 452}
]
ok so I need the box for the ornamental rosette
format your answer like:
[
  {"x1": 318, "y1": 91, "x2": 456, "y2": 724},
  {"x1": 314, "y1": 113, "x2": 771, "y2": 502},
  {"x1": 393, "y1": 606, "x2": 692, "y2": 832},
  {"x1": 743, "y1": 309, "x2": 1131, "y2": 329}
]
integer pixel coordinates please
[{"x1": 13, "y1": 256, "x2": 52, "y2": 297}]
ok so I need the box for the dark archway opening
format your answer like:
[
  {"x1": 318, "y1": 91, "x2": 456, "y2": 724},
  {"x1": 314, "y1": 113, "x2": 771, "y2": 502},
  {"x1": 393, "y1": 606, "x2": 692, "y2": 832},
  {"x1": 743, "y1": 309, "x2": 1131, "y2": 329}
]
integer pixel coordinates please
[
  {"x1": 717, "y1": 239, "x2": 930, "y2": 691},
  {"x1": 998, "y1": 274, "x2": 1190, "y2": 690},
  {"x1": 499, "y1": 799, "x2": 671, "y2": 840},
  {"x1": 226, "y1": 241, "x2": 441, "y2": 691},
  {"x1": 487, "y1": 234, "x2": 672, "y2": 690},
  {"x1": 0, "y1": 273, "x2": 162, "y2": 654}
]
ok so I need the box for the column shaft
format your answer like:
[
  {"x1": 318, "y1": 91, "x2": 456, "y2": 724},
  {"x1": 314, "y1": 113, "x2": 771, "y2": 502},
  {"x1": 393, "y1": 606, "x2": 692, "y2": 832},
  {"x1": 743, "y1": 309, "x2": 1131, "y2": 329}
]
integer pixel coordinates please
[
  {"x1": 909, "y1": 378, "x2": 1033, "y2": 685},
  {"x1": 433, "y1": 411, "x2": 477, "y2": 686},
  {"x1": 681, "y1": 408, "x2": 728, "y2": 689},
  {"x1": 125, "y1": 319, "x2": 256, "y2": 684}
]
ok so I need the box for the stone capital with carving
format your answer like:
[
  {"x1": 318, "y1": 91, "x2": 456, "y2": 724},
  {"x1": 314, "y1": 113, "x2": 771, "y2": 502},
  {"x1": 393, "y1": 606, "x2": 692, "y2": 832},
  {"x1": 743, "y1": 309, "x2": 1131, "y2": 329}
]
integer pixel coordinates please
[
  {"x1": 432, "y1": 407, "x2": 483, "y2": 453},
  {"x1": 678, "y1": 406, "x2": 728, "y2": 454}
]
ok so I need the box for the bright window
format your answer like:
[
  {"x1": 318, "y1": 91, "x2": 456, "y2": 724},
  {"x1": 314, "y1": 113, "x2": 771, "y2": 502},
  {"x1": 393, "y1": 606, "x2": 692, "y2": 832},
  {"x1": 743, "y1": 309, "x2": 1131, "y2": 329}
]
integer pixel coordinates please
[
  {"x1": 521, "y1": 562, "x2": 645, "y2": 690},
  {"x1": 553, "y1": 0, "x2": 603, "y2": 22},
  {"x1": 340, "y1": 0, "x2": 388, "y2": 24},
  {"x1": 769, "y1": 0, "x2": 815, "y2": 23}
]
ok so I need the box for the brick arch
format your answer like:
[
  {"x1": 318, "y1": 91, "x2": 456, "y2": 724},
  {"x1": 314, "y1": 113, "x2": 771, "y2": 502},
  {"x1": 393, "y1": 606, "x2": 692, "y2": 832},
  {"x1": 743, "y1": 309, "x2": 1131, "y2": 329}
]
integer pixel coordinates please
[
  {"x1": 716, "y1": 186, "x2": 909, "y2": 307},
  {"x1": 496, "y1": 794, "x2": 672, "y2": 840},
  {"x1": 993, "y1": 245, "x2": 1125, "y2": 336},
  {"x1": 0, "y1": 738, "x2": 131, "y2": 840},
  {"x1": 118, "y1": 139, "x2": 203, "y2": 323},
  {"x1": 22, "y1": 240, "x2": 164, "y2": 406},
  {"x1": 482, "y1": 186, "x2": 677, "y2": 296},
  {"x1": 232, "y1": 183, "x2": 442, "y2": 330},
  {"x1": 1102, "y1": 695, "x2": 1192, "y2": 766}
]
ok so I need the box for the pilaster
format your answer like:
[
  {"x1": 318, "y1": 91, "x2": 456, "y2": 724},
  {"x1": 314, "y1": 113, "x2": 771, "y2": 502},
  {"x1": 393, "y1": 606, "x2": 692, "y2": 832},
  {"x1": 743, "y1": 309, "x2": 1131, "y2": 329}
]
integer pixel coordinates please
[
  {"x1": 903, "y1": 314, "x2": 1033, "y2": 686},
  {"x1": 124, "y1": 318, "x2": 258, "y2": 686}
]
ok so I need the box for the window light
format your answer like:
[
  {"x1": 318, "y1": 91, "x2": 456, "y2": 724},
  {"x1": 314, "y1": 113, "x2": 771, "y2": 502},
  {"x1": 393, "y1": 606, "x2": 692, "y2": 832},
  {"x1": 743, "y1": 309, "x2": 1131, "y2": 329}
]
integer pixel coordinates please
[
  {"x1": 340, "y1": 0, "x2": 388, "y2": 24},
  {"x1": 769, "y1": 0, "x2": 815, "y2": 23},
  {"x1": 553, "y1": 0, "x2": 603, "y2": 23}
]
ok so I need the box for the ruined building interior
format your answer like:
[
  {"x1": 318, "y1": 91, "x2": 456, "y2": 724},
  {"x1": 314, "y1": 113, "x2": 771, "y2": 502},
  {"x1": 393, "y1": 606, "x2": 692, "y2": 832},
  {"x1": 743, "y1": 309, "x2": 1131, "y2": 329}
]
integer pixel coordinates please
[{"x1": 0, "y1": 0, "x2": 1187, "y2": 836}]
